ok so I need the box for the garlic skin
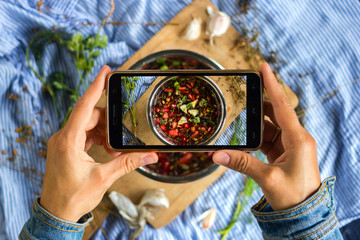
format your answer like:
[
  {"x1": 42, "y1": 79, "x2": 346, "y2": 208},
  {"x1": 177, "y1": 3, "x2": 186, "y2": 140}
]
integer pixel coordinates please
[
  {"x1": 181, "y1": 17, "x2": 202, "y2": 41},
  {"x1": 139, "y1": 188, "x2": 170, "y2": 208},
  {"x1": 109, "y1": 189, "x2": 169, "y2": 239},
  {"x1": 197, "y1": 208, "x2": 217, "y2": 229},
  {"x1": 206, "y1": 6, "x2": 231, "y2": 45},
  {"x1": 108, "y1": 191, "x2": 138, "y2": 220}
]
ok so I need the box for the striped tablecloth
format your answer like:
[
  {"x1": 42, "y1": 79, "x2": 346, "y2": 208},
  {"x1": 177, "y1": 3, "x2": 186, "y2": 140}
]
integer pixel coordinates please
[{"x1": 0, "y1": 0, "x2": 359, "y2": 239}]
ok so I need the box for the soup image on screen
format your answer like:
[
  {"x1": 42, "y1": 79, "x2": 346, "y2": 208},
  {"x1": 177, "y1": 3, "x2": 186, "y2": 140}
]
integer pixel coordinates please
[
  {"x1": 121, "y1": 74, "x2": 247, "y2": 147},
  {"x1": 150, "y1": 76, "x2": 223, "y2": 145}
]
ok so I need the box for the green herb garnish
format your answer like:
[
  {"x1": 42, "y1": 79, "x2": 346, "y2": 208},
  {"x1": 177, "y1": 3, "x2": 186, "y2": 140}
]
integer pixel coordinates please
[{"x1": 121, "y1": 76, "x2": 139, "y2": 135}]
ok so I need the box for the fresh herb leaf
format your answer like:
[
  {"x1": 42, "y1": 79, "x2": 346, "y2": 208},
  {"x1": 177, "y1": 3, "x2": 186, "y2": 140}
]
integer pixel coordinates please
[
  {"x1": 189, "y1": 117, "x2": 200, "y2": 123},
  {"x1": 156, "y1": 57, "x2": 166, "y2": 64},
  {"x1": 160, "y1": 64, "x2": 168, "y2": 70}
]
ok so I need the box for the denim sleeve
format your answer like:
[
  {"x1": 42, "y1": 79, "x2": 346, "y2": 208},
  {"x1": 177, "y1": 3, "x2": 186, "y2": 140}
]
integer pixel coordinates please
[
  {"x1": 19, "y1": 198, "x2": 93, "y2": 240},
  {"x1": 251, "y1": 176, "x2": 343, "y2": 240}
]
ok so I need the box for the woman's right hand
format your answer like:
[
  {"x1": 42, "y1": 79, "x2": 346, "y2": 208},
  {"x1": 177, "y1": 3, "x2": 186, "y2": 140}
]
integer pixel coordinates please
[{"x1": 213, "y1": 62, "x2": 321, "y2": 211}]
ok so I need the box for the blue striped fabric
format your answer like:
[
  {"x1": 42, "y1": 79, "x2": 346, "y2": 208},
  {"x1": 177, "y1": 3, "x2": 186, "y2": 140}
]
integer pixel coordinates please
[{"x1": 0, "y1": 0, "x2": 359, "y2": 239}]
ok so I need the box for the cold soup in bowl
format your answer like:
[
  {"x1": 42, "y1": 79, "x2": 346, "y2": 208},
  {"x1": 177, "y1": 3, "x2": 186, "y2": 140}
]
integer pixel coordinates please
[{"x1": 147, "y1": 75, "x2": 226, "y2": 145}]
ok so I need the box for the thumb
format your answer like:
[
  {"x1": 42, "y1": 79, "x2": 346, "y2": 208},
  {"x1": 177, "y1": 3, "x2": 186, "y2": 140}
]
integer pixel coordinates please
[
  {"x1": 100, "y1": 152, "x2": 158, "y2": 182},
  {"x1": 213, "y1": 150, "x2": 269, "y2": 185}
]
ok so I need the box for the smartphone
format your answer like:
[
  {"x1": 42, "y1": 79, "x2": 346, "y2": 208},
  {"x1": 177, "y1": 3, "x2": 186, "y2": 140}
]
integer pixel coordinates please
[{"x1": 106, "y1": 70, "x2": 263, "y2": 152}]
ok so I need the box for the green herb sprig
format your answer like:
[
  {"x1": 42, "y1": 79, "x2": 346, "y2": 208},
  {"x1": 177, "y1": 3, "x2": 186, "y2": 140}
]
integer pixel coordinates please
[
  {"x1": 26, "y1": 0, "x2": 115, "y2": 128},
  {"x1": 121, "y1": 76, "x2": 139, "y2": 135},
  {"x1": 218, "y1": 177, "x2": 257, "y2": 239},
  {"x1": 61, "y1": 32, "x2": 108, "y2": 127}
]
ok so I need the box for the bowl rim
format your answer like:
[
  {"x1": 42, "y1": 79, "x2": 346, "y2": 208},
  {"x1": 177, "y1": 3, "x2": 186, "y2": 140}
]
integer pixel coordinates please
[
  {"x1": 130, "y1": 49, "x2": 225, "y2": 70},
  {"x1": 146, "y1": 75, "x2": 226, "y2": 146},
  {"x1": 139, "y1": 161, "x2": 220, "y2": 183}
]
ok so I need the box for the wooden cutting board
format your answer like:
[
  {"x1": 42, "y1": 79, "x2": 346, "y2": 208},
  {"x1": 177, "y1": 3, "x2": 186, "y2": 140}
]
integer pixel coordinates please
[{"x1": 83, "y1": 0, "x2": 299, "y2": 238}]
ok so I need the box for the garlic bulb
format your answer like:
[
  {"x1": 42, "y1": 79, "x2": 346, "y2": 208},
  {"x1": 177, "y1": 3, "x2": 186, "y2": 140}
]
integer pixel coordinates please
[
  {"x1": 181, "y1": 17, "x2": 202, "y2": 41},
  {"x1": 206, "y1": 6, "x2": 231, "y2": 45},
  {"x1": 197, "y1": 208, "x2": 217, "y2": 229}
]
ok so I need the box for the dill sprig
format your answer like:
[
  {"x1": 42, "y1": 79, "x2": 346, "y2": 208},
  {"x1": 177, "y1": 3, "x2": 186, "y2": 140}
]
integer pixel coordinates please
[{"x1": 121, "y1": 76, "x2": 139, "y2": 136}]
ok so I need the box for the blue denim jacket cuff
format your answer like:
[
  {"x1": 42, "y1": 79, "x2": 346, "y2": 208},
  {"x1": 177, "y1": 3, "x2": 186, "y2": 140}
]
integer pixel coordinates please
[
  {"x1": 251, "y1": 176, "x2": 340, "y2": 240},
  {"x1": 19, "y1": 198, "x2": 93, "y2": 240}
]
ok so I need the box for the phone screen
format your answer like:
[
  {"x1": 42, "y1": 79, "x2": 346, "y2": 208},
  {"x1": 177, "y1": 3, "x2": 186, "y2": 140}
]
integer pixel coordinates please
[{"x1": 107, "y1": 70, "x2": 263, "y2": 151}]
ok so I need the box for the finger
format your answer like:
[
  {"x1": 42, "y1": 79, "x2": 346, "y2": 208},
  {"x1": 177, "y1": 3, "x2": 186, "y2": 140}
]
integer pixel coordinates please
[
  {"x1": 99, "y1": 152, "x2": 158, "y2": 182},
  {"x1": 66, "y1": 65, "x2": 111, "y2": 132},
  {"x1": 103, "y1": 144, "x2": 121, "y2": 158},
  {"x1": 264, "y1": 101, "x2": 278, "y2": 126},
  {"x1": 263, "y1": 120, "x2": 280, "y2": 142},
  {"x1": 86, "y1": 107, "x2": 105, "y2": 132},
  {"x1": 260, "y1": 63, "x2": 300, "y2": 130},
  {"x1": 260, "y1": 142, "x2": 283, "y2": 164},
  {"x1": 212, "y1": 150, "x2": 270, "y2": 186}
]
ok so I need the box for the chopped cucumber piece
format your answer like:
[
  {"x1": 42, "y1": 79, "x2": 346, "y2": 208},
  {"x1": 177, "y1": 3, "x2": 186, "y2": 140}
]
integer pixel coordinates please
[
  {"x1": 191, "y1": 99, "x2": 198, "y2": 108},
  {"x1": 188, "y1": 109, "x2": 199, "y2": 117},
  {"x1": 180, "y1": 104, "x2": 188, "y2": 113},
  {"x1": 178, "y1": 116, "x2": 188, "y2": 125}
]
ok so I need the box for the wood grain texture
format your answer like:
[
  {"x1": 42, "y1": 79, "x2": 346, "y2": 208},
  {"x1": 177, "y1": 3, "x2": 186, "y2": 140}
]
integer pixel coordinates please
[{"x1": 83, "y1": 0, "x2": 299, "y2": 238}]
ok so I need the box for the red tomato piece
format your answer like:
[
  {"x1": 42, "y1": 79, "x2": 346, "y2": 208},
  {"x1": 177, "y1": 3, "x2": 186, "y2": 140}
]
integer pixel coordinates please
[
  {"x1": 161, "y1": 161, "x2": 170, "y2": 170},
  {"x1": 189, "y1": 94, "x2": 195, "y2": 101},
  {"x1": 191, "y1": 126, "x2": 196, "y2": 132},
  {"x1": 164, "y1": 88, "x2": 173, "y2": 92},
  {"x1": 190, "y1": 82, "x2": 195, "y2": 87},
  {"x1": 194, "y1": 89, "x2": 199, "y2": 94},
  {"x1": 200, "y1": 127, "x2": 206, "y2": 131},
  {"x1": 178, "y1": 87, "x2": 186, "y2": 91},
  {"x1": 155, "y1": 108, "x2": 160, "y2": 112},
  {"x1": 162, "y1": 108, "x2": 169, "y2": 112},
  {"x1": 156, "y1": 118, "x2": 160, "y2": 124},
  {"x1": 186, "y1": 84, "x2": 192, "y2": 89},
  {"x1": 184, "y1": 123, "x2": 189, "y2": 128},
  {"x1": 172, "y1": 121, "x2": 177, "y2": 129},
  {"x1": 207, "y1": 127, "x2": 212, "y2": 132},
  {"x1": 178, "y1": 153, "x2": 192, "y2": 164},
  {"x1": 168, "y1": 129, "x2": 178, "y2": 136},
  {"x1": 160, "y1": 125, "x2": 166, "y2": 131},
  {"x1": 162, "y1": 112, "x2": 169, "y2": 119},
  {"x1": 191, "y1": 131, "x2": 199, "y2": 138}
]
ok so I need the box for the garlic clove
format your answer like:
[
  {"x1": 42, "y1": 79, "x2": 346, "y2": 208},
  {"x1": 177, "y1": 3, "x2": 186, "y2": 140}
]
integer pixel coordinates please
[
  {"x1": 139, "y1": 188, "x2": 170, "y2": 208},
  {"x1": 206, "y1": 7, "x2": 231, "y2": 45},
  {"x1": 109, "y1": 191, "x2": 138, "y2": 219},
  {"x1": 206, "y1": 6, "x2": 214, "y2": 15},
  {"x1": 197, "y1": 208, "x2": 217, "y2": 229},
  {"x1": 181, "y1": 17, "x2": 202, "y2": 41}
]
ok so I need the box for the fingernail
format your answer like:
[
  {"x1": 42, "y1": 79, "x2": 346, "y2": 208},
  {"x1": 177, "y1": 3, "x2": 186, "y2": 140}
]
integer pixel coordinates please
[
  {"x1": 213, "y1": 152, "x2": 230, "y2": 166},
  {"x1": 100, "y1": 65, "x2": 108, "y2": 73},
  {"x1": 141, "y1": 155, "x2": 157, "y2": 166}
]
